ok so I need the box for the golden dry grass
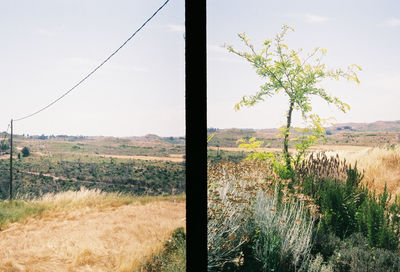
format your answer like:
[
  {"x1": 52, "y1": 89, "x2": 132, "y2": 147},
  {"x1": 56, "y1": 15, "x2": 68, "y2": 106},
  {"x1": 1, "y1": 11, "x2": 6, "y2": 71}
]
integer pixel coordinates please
[
  {"x1": 323, "y1": 146, "x2": 400, "y2": 195},
  {"x1": 0, "y1": 189, "x2": 186, "y2": 272}
]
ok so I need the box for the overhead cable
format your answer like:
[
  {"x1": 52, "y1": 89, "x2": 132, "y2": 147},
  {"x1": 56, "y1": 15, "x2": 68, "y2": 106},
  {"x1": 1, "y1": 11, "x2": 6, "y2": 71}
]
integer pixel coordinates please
[{"x1": 14, "y1": 0, "x2": 170, "y2": 122}]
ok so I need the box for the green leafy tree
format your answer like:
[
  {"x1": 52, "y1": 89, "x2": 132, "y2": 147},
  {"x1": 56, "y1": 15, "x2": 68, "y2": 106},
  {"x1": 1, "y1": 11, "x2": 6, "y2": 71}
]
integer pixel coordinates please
[
  {"x1": 227, "y1": 24, "x2": 361, "y2": 175},
  {"x1": 0, "y1": 139, "x2": 9, "y2": 152},
  {"x1": 21, "y1": 146, "x2": 30, "y2": 157}
]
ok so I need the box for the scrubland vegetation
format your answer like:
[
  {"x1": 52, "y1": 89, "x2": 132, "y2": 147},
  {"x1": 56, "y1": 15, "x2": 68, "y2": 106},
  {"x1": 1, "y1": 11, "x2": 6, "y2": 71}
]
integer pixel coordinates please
[
  {"x1": 0, "y1": 157, "x2": 185, "y2": 199},
  {"x1": 207, "y1": 149, "x2": 400, "y2": 271},
  {"x1": 0, "y1": 134, "x2": 186, "y2": 271}
]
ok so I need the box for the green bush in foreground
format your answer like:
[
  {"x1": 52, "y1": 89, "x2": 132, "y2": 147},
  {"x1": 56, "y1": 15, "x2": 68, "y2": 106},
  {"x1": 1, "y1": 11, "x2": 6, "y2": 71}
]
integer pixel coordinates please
[
  {"x1": 299, "y1": 157, "x2": 400, "y2": 250},
  {"x1": 141, "y1": 227, "x2": 186, "y2": 272},
  {"x1": 329, "y1": 233, "x2": 400, "y2": 272}
]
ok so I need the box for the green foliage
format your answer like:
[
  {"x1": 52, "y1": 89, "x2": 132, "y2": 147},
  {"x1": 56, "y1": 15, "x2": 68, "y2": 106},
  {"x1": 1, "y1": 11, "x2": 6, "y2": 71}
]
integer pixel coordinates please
[
  {"x1": 21, "y1": 146, "x2": 30, "y2": 157},
  {"x1": 311, "y1": 230, "x2": 342, "y2": 261},
  {"x1": 0, "y1": 158, "x2": 185, "y2": 199},
  {"x1": 0, "y1": 200, "x2": 49, "y2": 229},
  {"x1": 235, "y1": 137, "x2": 294, "y2": 179},
  {"x1": 329, "y1": 233, "x2": 400, "y2": 272},
  {"x1": 292, "y1": 114, "x2": 333, "y2": 167},
  {"x1": 305, "y1": 167, "x2": 364, "y2": 238},
  {"x1": 207, "y1": 133, "x2": 215, "y2": 143},
  {"x1": 299, "y1": 157, "x2": 400, "y2": 251},
  {"x1": 207, "y1": 149, "x2": 248, "y2": 164},
  {"x1": 356, "y1": 185, "x2": 398, "y2": 250},
  {"x1": 141, "y1": 227, "x2": 186, "y2": 272},
  {"x1": 0, "y1": 140, "x2": 9, "y2": 152},
  {"x1": 228, "y1": 24, "x2": 360, "y2": 170}
]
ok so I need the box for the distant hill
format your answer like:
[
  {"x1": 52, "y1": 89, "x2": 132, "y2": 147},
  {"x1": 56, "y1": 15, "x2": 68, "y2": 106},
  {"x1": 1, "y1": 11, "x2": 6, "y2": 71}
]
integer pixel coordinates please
[
  {"x1": 208, "y1": 120, "x2": 400, "y2": 135},
  {"x1": 326, "y1": 120, "x2": 400, "y2": 134},
  {"x1": 208, "y1": 121, "x2": 400, "y2": 147}
]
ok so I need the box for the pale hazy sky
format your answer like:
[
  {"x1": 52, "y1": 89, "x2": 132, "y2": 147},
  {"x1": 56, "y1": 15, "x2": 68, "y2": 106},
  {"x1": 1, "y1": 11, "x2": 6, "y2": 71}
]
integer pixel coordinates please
[
  {"x1": 0, "y1": 0, "x2": 184, "y2": 137},
  {"x1": 207, "y1": 0, "x2": 400, "y2": 130}
]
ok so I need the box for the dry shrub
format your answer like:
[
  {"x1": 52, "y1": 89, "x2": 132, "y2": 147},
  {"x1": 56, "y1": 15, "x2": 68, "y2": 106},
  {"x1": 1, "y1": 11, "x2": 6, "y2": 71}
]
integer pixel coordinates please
[
  {"x1": 296, "y1": 152, "x2": 349, "y2": 182},
  {"x1": 208, "y1": 160, "x2": 276, "y2": 184},
  {"x1": 208, "y1": 161, "x2": 315, "y2": 271}
]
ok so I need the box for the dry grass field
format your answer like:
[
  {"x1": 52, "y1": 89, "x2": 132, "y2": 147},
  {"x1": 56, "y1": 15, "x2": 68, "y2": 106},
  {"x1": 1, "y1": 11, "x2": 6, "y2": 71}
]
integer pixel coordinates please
[
  {"x1": 323, "y1": 146, "x2": 400, "y2": 196},
  {"x1": 0, "y1": 189, "x2": 186, "y2": 272}
]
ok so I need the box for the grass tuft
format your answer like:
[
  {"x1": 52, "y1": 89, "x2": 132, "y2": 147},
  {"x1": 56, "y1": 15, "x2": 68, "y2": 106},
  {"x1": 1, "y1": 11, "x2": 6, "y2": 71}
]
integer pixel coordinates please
[
  {"x1": 140, "y1": 227, "x2": 186, "y2": 272},
  {"x1": 0, "y1": 200, "x2": 49, "y2": 229}
]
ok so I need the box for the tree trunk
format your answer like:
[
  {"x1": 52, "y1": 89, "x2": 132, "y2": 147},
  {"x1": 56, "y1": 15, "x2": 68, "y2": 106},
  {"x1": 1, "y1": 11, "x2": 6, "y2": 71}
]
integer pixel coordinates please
[{"x1": 283, "y1": 101, "x2": 294, "y2": 171}]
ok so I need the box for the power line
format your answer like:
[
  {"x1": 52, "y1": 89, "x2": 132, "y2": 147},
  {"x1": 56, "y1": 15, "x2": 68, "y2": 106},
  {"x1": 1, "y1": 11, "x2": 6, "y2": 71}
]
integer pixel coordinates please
[{"x1": 14, "y1": 0, "x2": 170, "y2": 122}]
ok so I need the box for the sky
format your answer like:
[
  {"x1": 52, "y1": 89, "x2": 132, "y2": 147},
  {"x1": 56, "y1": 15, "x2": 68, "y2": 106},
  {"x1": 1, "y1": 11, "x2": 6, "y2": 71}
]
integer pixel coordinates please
[
  {"x1": 207, "y1": 0, "x2": 400, "y2": 130},
  {"x1": 0, "y1": 0, "x2": 184, "y2": 137}
]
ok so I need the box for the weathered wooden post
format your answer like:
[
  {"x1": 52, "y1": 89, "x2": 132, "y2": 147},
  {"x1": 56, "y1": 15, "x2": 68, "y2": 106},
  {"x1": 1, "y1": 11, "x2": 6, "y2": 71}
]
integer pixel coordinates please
[{"x1": 9, "y1": 119, "x2": 13, "y2": 200}]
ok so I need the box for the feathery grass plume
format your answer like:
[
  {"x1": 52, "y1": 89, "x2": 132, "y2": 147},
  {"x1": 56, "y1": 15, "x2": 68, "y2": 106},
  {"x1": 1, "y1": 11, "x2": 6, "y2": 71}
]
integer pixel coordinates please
[{"x1": 296, "y1": 152, "x2": 349, "y2": 183}]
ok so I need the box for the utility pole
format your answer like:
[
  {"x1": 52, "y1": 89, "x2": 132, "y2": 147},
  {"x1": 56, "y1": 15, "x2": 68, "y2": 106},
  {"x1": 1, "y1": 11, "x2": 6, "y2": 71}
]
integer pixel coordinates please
[{"x1": 9, "y1": 119, "x2": 13, "y2": 200}]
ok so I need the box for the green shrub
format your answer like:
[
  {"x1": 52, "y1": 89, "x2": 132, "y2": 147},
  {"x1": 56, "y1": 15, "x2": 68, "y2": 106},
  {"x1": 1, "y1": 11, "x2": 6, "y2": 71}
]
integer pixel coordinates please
[
  {"x1": 21, "y1": 146, "x2": 30, "y2": 157},
  {"x1": 330, "y1": 233, "x2": 400, "y2": 272},
  {"x1": 298, "y1": 154, "x2": 399, "y2": 250},
  {"x1": 140, "y1": 227, "x2": 186, "y2": 272},
  {"x1": 356, "y1": 185, "x2": 398, "y2": 250},
  {"x1": 311, "y1": 230, "x2": 342, "y2": 260}
]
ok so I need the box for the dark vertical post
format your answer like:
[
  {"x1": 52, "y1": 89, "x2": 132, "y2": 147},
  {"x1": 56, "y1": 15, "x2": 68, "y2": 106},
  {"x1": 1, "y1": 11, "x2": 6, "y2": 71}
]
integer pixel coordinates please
[
  {"x1": 9, "y1": 119, "x2": 13, "y2": 200},
  {"x1": 186, "y1": 0, "x2": 207, "y2": 269}
]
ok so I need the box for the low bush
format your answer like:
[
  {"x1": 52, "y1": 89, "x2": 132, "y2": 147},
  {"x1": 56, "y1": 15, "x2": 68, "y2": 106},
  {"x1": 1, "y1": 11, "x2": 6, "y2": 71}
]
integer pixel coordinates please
[
  {"x1": 308, "y1": 254, "x2": 334, "y2": 272},
  {"x1": 250, "y1": 190, "x2": 315, "y2": 271},
  {"x1": 298, "y1": 153, "x2": 400, "y2": 250},
  {"x1": 141, "y1": 227, "x2": 186, "y2": 272},
  {"x1": 330, "y1": 233, "x2": 400, "y2": 272}
]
